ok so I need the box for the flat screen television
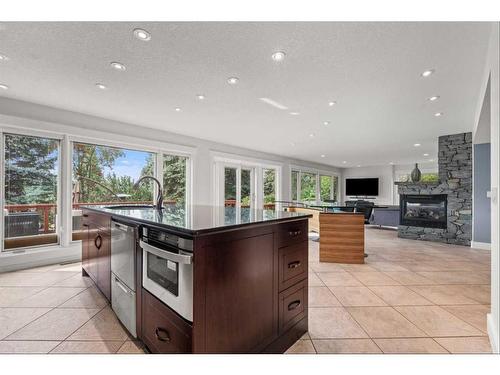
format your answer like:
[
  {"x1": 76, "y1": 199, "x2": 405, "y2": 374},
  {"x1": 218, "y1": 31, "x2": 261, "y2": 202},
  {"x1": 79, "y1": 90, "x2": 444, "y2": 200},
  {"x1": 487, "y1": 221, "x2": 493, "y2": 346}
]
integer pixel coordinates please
[{"x1": 345, "y1": 178, "x2": 379, "y2": 196}]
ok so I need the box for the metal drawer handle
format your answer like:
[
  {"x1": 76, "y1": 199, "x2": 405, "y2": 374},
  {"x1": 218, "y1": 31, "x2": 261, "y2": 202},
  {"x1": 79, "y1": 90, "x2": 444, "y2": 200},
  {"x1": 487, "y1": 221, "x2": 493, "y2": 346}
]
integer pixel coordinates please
[
  {"x1": 288, "y1": 230, "x2": 301, "y2": 236},
  {"x1": 114, "y1": 277, "x2": 129, "y2": 294},
  {"x1": 82, "y1": 223, "x2": 89, "y2": 227},
  {"x1": 94, "y1": 234, "x2": 102, "y2": 250},
  {"x1": 288, "y1": 261, "x2": 301, "y2": 269},
  {"x1": 288, "y1": 300, "x2": 301, "y2": 311},
  {"x1": 155, "y1": 327, "x2": 171, "y2": 342}
]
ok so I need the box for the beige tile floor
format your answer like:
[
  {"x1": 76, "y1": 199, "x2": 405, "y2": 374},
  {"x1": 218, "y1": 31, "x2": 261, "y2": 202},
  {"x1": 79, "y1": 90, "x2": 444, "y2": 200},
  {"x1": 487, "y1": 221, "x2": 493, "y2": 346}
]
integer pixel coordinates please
[
  {"x1": 287, "y1": 227, "x2": 493, "y2": 354},
  {"x1": 0, "y1": 227, "x2": 492, "y2": 354},
  {"x1": 0, "y1": 263, "x2": 144, "y2": 354}
]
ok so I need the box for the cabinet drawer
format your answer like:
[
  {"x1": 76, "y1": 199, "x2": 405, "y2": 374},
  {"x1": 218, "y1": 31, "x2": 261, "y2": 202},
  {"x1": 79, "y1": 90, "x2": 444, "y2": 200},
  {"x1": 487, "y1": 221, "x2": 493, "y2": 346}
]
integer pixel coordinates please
[
  {"x1": 279, "y1": 280, "x2": 307, "y2": 334},
  {"x1": 276, "y1": 220, "x2": 308, "y2": 248},
  {"x1": 279, "y1": 242, "x2": 307, "y2": 291},
  {"x1": 142, "y1": 289, "x2": 192, "y2": 354}
]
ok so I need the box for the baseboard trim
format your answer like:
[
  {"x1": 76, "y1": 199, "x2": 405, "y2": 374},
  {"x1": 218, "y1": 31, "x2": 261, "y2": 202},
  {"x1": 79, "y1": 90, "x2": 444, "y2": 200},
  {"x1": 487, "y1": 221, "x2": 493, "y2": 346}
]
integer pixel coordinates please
[
  {"x1": 471, "y1": 241, "x2": 491, "y2": 250},
  {"x1": 0, "y1": 242, "x2": 81, "y2": 273},
  {"x1": 487, "y1": 313, "x2": 499, "y2": 354}
]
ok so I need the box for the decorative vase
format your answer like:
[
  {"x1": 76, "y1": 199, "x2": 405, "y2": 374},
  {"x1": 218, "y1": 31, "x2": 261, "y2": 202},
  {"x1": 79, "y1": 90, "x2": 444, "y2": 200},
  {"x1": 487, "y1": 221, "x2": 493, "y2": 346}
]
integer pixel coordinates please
[{"x1": 411, "y1": 163, "x2": 421, "y2": 182}]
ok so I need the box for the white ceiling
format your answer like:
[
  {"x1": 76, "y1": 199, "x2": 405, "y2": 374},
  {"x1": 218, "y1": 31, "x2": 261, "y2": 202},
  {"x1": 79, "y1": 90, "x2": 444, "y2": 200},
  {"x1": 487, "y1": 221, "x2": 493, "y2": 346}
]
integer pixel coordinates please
[{"x1": 0, "y1": 22, "x2": 492, "y2": 167}]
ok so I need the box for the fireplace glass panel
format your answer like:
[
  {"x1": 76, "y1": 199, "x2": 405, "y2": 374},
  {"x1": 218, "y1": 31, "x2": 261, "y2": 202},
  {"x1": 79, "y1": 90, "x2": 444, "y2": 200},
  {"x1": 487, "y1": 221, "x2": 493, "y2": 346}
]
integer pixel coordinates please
[{"x1": 400, "y1": 194, "x2": 447, "y2": 229}]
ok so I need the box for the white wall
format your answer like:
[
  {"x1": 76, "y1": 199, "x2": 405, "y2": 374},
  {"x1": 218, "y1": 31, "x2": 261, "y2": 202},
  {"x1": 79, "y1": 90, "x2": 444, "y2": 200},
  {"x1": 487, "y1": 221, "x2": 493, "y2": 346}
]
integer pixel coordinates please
[
  {"x1": 342, "y1": 165, "x2": 396, "y2": 205},
  {"x1": 486, "y1": 23, "x2": 500, "y2": 354},
  {"x1": 472, "y1": 23, "x2": 499, "y2": 354},
  {"x1": 342, "y1": 162, "x2": 438, "y2": 206}
]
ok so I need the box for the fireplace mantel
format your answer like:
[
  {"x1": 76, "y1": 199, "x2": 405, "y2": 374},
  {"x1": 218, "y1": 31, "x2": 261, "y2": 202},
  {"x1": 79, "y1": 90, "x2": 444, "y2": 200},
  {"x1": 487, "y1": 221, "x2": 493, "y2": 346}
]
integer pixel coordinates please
[{"x1": 394, "y1": 181, "x2": 440, "y2": 186}]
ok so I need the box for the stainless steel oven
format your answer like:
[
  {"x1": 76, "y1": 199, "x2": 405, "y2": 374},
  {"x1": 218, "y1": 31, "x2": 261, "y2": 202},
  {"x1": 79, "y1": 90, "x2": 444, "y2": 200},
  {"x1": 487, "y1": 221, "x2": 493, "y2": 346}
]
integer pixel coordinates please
[{"x1": 140, "y1": 227, "x2": 193, "y2": 322}]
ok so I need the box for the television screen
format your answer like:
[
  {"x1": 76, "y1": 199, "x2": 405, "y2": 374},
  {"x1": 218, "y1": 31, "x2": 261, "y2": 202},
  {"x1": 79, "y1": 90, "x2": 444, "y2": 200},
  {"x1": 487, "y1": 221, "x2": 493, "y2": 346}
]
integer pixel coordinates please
[{"x1": 345, "y1": 178, "x2": 379, "y2": 196}]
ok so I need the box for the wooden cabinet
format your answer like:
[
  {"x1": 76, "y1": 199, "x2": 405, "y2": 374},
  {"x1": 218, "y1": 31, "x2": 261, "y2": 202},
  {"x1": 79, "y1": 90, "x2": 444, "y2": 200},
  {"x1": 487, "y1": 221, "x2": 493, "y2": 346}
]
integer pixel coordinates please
[
  {"x1": 201, "y1": 232, "x2": 277, "y2": 353},
  {"x1": 142, "y1": 288, "x2": 192, "y2": 354},
  {"x1": 190, "y1": 219, "x2": 309, "y2": 354},
  {"x1": 81, "y1": 209, "x2": 111, "y2": 301}
]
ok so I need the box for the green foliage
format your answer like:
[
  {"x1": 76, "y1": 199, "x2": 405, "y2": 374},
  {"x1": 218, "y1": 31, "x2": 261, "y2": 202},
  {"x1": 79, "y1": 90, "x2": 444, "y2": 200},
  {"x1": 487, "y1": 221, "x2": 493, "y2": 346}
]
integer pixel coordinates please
[
  {"x1": 73, "y1": 143, "x2": 153, "y2": 203},
  {"x1": 4, "y1": 134, "x2": 58, "y2": 205},
  {"x1": 263, "y1": 169, "x2": 275, "y2": 204},
  {"x1": 320, "y1": 175, "x2": 332, "y2": 201},
  {"x1": 421, "y1": 173, "x2": 439, "y2": 182},
  {"x1": 300, "y1": 172, "x2": 316, "y2": 202},
  {"x1": 163, "y1": 155, "x2": 187, "y2": 204}
]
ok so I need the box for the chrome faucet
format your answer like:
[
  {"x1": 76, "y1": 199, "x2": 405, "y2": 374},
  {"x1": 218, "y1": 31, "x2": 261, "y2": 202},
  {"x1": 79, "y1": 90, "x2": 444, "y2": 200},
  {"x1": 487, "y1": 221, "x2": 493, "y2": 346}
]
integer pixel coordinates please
[{"x1": 133, "y1": 176, "x2": 164, "y2": 210}]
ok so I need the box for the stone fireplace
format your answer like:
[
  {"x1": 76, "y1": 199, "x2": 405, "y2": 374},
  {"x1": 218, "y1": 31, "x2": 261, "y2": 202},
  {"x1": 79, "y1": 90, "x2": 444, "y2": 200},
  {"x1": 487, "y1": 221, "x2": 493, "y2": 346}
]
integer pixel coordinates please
[{"x1": 396, "y1": 132, "x2": 472, "y2": 246}]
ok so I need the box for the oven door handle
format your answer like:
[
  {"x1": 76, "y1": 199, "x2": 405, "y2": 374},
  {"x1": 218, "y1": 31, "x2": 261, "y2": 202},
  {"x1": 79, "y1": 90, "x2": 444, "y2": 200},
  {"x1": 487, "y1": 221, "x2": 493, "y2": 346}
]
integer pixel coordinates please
[{"x1": 140, "y1": 240, "x2": 193, "y2": 265}]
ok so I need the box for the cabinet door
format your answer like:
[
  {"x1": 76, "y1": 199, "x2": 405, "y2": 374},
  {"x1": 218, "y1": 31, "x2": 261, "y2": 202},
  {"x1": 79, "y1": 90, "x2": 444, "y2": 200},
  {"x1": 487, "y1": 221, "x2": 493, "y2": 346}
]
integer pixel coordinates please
[
  {"x1": 203, "y1": 233, "x2": 278, "y2": 353},
  {"x1": 81, "y1": 222, "x2": 90, "y2": 271},
  {"x1": 97, "y1": 229, "x2": 111, "y2": 301},
  {"x1": 87, "y1": 224, "x2": 99, "y2": 281}
]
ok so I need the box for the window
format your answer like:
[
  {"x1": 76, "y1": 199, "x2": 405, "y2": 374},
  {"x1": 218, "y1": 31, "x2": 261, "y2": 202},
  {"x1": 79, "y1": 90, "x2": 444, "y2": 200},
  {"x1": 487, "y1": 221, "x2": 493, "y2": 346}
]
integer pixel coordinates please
[
  {"x1": 320, "y1": 175, "x2": 333, "y2": 202},
  {"x1": 300, "y1": 172, "x2": 317, "y2": 204},
  {"x1": 263, "y1": 168, "x2": 276, "y2": 209},
  {"x1": 72, "y1": 142, "x2": 155, "y2": 240},
  {"x1": 163, "y1": 154, "x2": 188, "y2": 206},
  {"x1": 2, "y1": 134, "x2": 60, "y2": 250},
  {"x1": 291, "y1": 170, "x2": 299, "y2": 201},
  {"x1": 290, "y1": 169, "x2": 339, "y2": 205},
  {"x1": 332, "y1": 175, "x2": 339, "y2": 202}
]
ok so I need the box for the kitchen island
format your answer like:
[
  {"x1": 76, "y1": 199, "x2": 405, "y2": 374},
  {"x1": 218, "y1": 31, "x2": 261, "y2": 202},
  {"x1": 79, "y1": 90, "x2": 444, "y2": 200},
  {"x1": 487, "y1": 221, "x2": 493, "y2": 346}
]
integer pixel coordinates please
[{"x1": 80, "y1": 205, "x2": 311, "y2": 354}]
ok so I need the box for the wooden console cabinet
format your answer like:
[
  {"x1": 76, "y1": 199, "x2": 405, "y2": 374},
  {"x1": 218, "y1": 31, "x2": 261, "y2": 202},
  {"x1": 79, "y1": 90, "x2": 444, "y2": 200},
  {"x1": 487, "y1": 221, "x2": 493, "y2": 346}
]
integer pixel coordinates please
[{"x1": 319, "y1": 212, "x2": 365, "y2": 264}]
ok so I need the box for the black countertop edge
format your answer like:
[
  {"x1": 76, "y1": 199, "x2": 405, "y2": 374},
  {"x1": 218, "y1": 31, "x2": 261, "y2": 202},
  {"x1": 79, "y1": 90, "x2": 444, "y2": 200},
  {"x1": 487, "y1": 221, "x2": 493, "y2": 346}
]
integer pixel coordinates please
[{"x1": 82, "y1": 206, "x2": 312, "y2": 238}]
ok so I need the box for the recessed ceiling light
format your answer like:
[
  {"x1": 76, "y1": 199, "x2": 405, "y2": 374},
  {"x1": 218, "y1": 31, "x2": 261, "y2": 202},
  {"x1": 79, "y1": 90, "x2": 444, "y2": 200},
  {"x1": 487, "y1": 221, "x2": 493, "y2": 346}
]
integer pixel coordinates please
[
  {"x1": 423, "y1": 153, "x2": 429, "y2": 157},
  {"x1": 328, "y1": 101, "x2": 336, "y2": 106},
  {"x1": 196, "y1": 94, "x2": 205, "y2": 100},
  {"x1": 323, "y1": 121, "x2": 330, "y2": 126},
  {"x1": 434, "y1": 112, "x2": 443, "y2": 117},
  {"x1": 0, "y1": 84, "x2": 9, "y2": 90},
  {"x1": 110, "y1": 62, "x2": 126, "y2": 71},
  {"x1": 271, "y1": 51, "x2": 286, "y2": 62},
  {"x1": 95, "y1": 83, "x2": 107, "y2": 90},
  {"x1": 133, "y1": 28, "x2": 151, "y2": 41},
  {"x1": 428, "y1": 95, "x2": 440, "y2": 102},
  {"x1": 414, "y1": 143, "x2": 421, "y2": 147},
  {"x1": 357, "y1": 165, "x2": 361, "y2": 168},
  {"x1": 227, "y1": 77, "x2": 239, "y2": 85},
  {"x1": 290, "y1": 142, "x2": 296, "y2": 146},
  {"x1": 421, "y1": 69, "x2": 435, "y2": 77},
  {"x1": 342, "y1": 161, "x2": 347, "y2": 164},
  {"x1": 0, "y1": 54, "x2": 8, "y2": 61},
  {"x1": 309, "y1": 133, "x2": 315, "y2": 138},
  {"x1": 175, "y1": 107, "x2": 181, "y2": 112},
  {"x1": 321, "y1": 154, "x2": 326, "y2": 158},
  {"x1": 289, "y1": 112, "x2": 300, "y2": 116},
  {"x1": 389, "y1": 162, "x2": 394, "y2": 165}
]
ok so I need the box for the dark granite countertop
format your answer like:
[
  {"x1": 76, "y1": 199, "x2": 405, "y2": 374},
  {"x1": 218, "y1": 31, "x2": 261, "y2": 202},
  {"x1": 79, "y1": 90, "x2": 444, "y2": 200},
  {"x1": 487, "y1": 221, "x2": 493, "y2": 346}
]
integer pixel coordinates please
[{"x1": 83, "y1": 204, "x2": 312, "y2": 236}]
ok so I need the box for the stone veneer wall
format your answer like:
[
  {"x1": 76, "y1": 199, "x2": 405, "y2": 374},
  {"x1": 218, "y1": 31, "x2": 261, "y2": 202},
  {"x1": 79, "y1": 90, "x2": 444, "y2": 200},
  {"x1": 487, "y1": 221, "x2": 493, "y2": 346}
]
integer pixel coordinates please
[{"x1": 397, "y1": 132, "x2": 472, "y2": 246}]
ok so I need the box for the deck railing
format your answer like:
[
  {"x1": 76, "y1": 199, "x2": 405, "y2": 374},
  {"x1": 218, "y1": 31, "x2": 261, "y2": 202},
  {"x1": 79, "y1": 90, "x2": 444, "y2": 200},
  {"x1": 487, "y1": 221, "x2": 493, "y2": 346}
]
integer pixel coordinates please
[{"x1": 5, "y1": 200, "x2": 276, "y2": 235}]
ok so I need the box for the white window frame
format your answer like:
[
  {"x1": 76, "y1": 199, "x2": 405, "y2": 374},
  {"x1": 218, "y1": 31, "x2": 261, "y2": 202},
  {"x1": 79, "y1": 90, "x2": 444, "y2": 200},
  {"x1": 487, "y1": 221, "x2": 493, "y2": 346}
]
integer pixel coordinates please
[
  {"x1": 0, "y1": 128, "x2": 64, "y2": 253},
  {"x1": 290, "y1": 165, "x2": 341, "y2": 205},
  {"x1": 212, "y1": 152, "x2": 282, "y2": 210},
  {"x1": 0, "y1": 121, "x2": 195, "y2": 255}
]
